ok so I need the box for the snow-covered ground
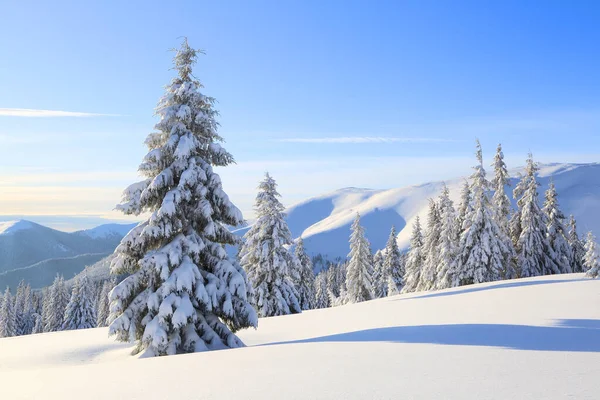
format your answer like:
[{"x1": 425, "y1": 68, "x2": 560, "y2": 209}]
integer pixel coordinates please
[{"x1": 1, "y1": 274, "x2": 598, "y2": 399}]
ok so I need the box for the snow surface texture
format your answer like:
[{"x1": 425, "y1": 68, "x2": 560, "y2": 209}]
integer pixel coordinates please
[{"x1": 0, "y1": 274, "x2": 598, "y2": 399}]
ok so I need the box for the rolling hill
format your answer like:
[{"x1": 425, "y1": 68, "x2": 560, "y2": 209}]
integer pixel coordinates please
[{"x1": 0, "y1": 273, "x2": 598, "y2": 399}]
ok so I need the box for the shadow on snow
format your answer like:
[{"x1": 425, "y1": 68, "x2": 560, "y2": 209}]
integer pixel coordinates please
[
  {"x1": 262, "y1": 320, "x2": 600, "y2": 353},
  {"x1": 394, "y1": 278, "x2": 584, "y2": 301}
]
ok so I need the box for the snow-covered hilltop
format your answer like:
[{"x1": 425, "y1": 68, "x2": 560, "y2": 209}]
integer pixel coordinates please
[
  {"x1": 288, "y1": 162, "x2": 600, "y2": 259},
  {"x1": 1, "y1": 273, "x2": 598, "y2": 399}
]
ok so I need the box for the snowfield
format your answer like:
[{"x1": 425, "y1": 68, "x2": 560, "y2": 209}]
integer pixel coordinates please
[{"x1": 1, "y1": 274, "x2": 598, "y2": 399}]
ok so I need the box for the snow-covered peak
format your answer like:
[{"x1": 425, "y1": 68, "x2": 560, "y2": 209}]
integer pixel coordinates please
[
  {"x1": 0, "y1": 220, "x2": 37, "y2": 236},
  {"x1": 76, "y1": 223, "x2": 137, "y2": 239}
]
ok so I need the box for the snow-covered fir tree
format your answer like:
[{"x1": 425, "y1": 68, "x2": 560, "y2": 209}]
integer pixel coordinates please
[
  {"x1": 43, "y1": 275, "x2": 69, "y2": 332},
  {"x1": 543, "y1": 181, "x2": 573, "y2": 274},
  {"x1": 294, "y1": 238, "x2": 316, "y2": 310},
  {"x1": 457, "y1": 140, "x2": 511, "y2": 285},
  {"x1": 108, "y1": 40, "x2": 257, "y2": 356},
  {"x1": 62, "y1": 275, "x2": 96, "y2": 330},
  {"x1": 418, "y1": 199, "x2": 441, "y2": 291},
  {"x1": 96, "y1": 280, "x2": 112, "y2": 327},
  {"x1": 491, "y1": 144, "x2": 512, "y2": 228},
  {"x1": 402, "y1": 217, "x2": 425, "y2": 293},
  {"x1": 32, "y1": 313, "x2": 44, "y2": 334},
  {"x1": 456, "y1": 179, "x2": 472, "y2": 237},
  {"x1": 583, "y1": 232, "x2": 600, "y2": 278},
  {"x1": 490, "y1": 143, "x2": 517, "y2": 279},
  {"x1": 0, "y1": 287, "x2": 16, "y2": 338},
  {"x1": 314, "y1": 271, "x2": 330, "y2": 309},
  {"x1": 434, "y1": 185, "x2": 459, "y2": 289},
  {"x1": 240, "y1": 173, "x2": 301, "y2": 317},
  {"x1": 17, "y1": 281, "x2": 34, "y2": 336},
  {"x1": 371, "y1": 250, "x2": 386, "y2": 298},
  {"x1": 345, "y1": 214, "x2": 374, "y2": 303},
  {"x1": 568, "y1": 215, "x2": 586, "y2": 273},
  {"x1": 513, "y1": 154, "x2": 558, "y2": 277},
  {"x1": 383, "y1": 226, "x2": 403, "y2": 295}
]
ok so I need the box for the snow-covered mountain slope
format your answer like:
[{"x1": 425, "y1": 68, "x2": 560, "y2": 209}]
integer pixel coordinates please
[
  {"x1": 287, "y1": 162, "x2": 600, "y2": 259},
  {"x1": 0, "y1": 253, "x2": 110, "y2": 290},
  {"x1": 1, "y1": 274, "x2": 598, "y2": 399},
  {"x1": 0, "y1": 220, "x2": 135, "y2": 288},
  {"x1": 74, "y1": 223, "x2": 137, "y2": 239}
]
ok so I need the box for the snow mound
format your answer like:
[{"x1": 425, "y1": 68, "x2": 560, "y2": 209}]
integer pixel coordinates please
[{"x1": 1, "y1": 274, "x2": 598, "y2": 399}]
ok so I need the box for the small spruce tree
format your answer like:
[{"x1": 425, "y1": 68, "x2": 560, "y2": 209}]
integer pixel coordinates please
[
  {"x1": 583, "y1": 232, "x2": 600, "y2": 278},
  {"x1": 62, "y1": 275, "x2": 97, "y2": 330},
  {"x1": 383, "y1": 226, "x2": 403, "y2": 295},
  {"x1": 294, "y1": 239, "x2": 316, "y2": 310},
  {"x1": 402, "y1": 217, "x2": 425, "y2": 293},
  {"x1": 543, "y1": 181, "x2": 573, "y2": 274},
  {"x1": 0, "y1": 287, "x2": 16, "y2": 338},
  {"x1": 345, "y1": 214, "x2": 374, "y2": 303},
  {"x1": 240, "y1": 173, "x2": 301, "y2": 317},
  {"x1": 568, "y1": 215, "x2": 586, "y2": 273}
]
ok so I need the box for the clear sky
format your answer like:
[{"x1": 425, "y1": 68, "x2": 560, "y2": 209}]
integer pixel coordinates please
[{"x1": 1, "y1": 0, "x2": 599, "y2": 230}]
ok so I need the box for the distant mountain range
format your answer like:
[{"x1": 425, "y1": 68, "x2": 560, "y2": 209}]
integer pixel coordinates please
[
  {"x1": 0, "y1": 221, "x2": 136, "y2": 289},
  {"x1": 4, "y1": 162, "x2": 600, "y2": 289}
]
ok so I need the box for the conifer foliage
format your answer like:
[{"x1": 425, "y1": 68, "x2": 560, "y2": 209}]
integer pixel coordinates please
[
  {"x1": 568, "y1": 215, "x2": 586, "y2": 273},
  {"x1": 240, "y1": 173, "x2": 301, "y2": 317},
  {"x1": 402, "y1": 217, "x2": 425, "y2": 293},
  {"x1": 108, "y1": 40, "x2": 257, "y2": 356},
  {"x1": 383, "y1": 226, "x2": 403, "y2": 295},
  {"x1": 62, "y1": 275, "x2": 96, "y2": 331},
  {"x1": 457, "y1": 141, "x2": 511, "y2": 285},
  {"x1": 543, "y1": 182, "x2": 573, "y2": 274},
  {"x1": 0, "y1": 287, "x2": 16, "y2": 338},
  {"x1": 345, "y1": 214, "x2": 374, "y2": 303},
  {"x1": 583, "y1": 232, "x2": 600, "y2": 278},
  {"x1": 294, "y1": 238, "x2": 316, "y2": 310}
]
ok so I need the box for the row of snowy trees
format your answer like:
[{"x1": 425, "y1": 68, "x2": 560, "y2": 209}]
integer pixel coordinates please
[
  {"x1": 0, "y1": 276, "x2": 114, "y2": 338},
  {"x1": 315, "y1": 141, "x2": 600, "y2": 307}
]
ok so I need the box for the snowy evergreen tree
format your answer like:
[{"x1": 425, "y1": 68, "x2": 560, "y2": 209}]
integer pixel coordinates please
[
  {"x1": 0, "y1": 287, "x2": 16, "y2": 338},
  {"x1": 583, "y1": 232, "x2": 600, "y2": 278},
  {"x1": 568, "y1": 215, "x2": 586, "y2": 273},
  {"x1": 543, "y1": 181, "x2": 573, "y2": 274},
  {"x1": 383, "y1": 226, "x2": 403, "y2": 295},
  {"x1": 108, "y1": 40, "x2": 257, "y2": 356},
  {"x1": 418, "y1": 199, "x2": 441, "y2": 291},
  {"x1": 345, "y1": 214, "x2": 374, "y2": 303},
  {"x1": 491, "y1": 144, "x2": 512, "y2": 229},
  {"x1": 62, "y1": 275, "x2": 96, "y2": 331},
  {"x1": 456, "y1": 179, "x2": 472, "y2": 237},
  {"x1": 32, "y1": 313, "x2": 44, "y2": 334},
  {"x1": 14, "y1": 281, "x2": 34, "y2": 336},
  {"x1": 43, "y1": 275, "x2": 69, "y2": 332},
  {"x1": 240, "y1": 173, "x2": 301, "y2": 317},
  {"x1": 583, "y1": 234, "x2": 600, "y2": 278},
  {"x1": 96, "y1": 280, "x2": 112, "y2": 327},
  {"x1": 490, "y1": 143, "x2": 517, "y2": 279},
  {"x1": 434, "y1": 185, "x2": 459, "y2": 289},
  {"x1": 314, "y1": 271, "x2": 330, "y2": 309},
  {"x1": 402, "y1": 217, "x2": 425, "y2": 293},
  {"x1": 294, "y1": 239, "x2": 316, "y2": 310},
  {"x1": 513, "y1": 154, "x2": 558, "y2": 277},
  {"x1": 371, "y1": 250, "x2": 386, "y2": 298},
  {"x1": 457, "y1": 141, "x2": 511, "y2": 285}
]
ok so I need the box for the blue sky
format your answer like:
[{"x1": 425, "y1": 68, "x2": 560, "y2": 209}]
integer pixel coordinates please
[{"x1": 1, "y1": 0, "x2": 600, "y2": 230}]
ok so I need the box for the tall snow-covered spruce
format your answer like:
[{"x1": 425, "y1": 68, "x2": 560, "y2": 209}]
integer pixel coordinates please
[
  {"x1": 239, "y1": 173, "x2": 301, "y2": 317},
  {"x1": 543, "y1": 182, "x2": 573, "y2": 274},
  {"x1": 513, "y1": 154, "x2": 558, "y2": 277},
  {"x1": 402, "y1": 217, "x2": 425, "y2": 293},
  {"x1": 583, "y1": 232, "x2": 600, "y2": 278},
  {"x1": 383, "y1": 227, "x2": 403, "y2": 295},
  {"x1": 294, "y1": 238, "x2": 316, "y2": 311},
  {"x1": 568, "y1": 216, "x2": 586, "y2": 273},
  {"x1": 457, "y1": 140, "x2": 511, "y2": 285},
  {"x1": 434, "y1": 184, "x2": 459, "y2": 289},
  {"x1": 344, "y1": 213, "x2": 374, "y2": 303},
  {"x1": 108, "y1": 40, "x2": 257, "y2": 356}
]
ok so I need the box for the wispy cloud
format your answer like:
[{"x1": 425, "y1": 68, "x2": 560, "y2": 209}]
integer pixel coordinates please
[
  {"x1": 277, "y1": 137, "x2": 457, "y2": 144},
  {"x1": 0, "y1": 108, "x2": 120, "y2": 117}
]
